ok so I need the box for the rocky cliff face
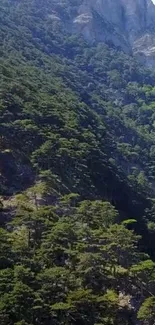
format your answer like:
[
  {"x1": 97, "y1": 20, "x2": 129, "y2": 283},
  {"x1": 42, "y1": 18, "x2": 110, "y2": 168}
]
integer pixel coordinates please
[
  {"x1": 73, "y1": 0, "x2": 155, "y2": 66},
  {"x1": 53, "y1": 0, "x2": 155, "y2": 67}
]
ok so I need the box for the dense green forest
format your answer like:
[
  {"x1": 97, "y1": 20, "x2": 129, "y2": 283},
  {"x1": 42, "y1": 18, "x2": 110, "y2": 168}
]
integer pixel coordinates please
[{"x1": 1, "y1": 0, "x2": 155, "y2": 324}]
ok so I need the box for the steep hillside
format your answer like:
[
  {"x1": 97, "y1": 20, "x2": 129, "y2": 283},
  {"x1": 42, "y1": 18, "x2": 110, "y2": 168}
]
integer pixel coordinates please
[
  {"x1": 13, "y1": 0, "x2": 155, "y2": 67},
  {"x1": 1, "y1": 0, "x2": 155, "y2": 324}
]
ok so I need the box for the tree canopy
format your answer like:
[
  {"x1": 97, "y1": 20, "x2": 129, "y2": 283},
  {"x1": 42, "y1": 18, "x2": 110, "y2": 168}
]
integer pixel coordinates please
[{"x1": 1, "y1": 0, "x2": 155, "y2": 323}]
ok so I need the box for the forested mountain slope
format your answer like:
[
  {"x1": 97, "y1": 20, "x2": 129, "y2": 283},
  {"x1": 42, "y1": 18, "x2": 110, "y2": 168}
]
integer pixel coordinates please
[{"x1": 1, "y1": 0, "x2": 155, "y2": 324}]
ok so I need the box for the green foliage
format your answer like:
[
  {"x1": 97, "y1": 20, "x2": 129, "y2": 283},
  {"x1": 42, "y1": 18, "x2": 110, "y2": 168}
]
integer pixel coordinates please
[
  {"x1": 138, "y1": 297, "x2": 155, "y2": 322},
  {"x1": 0, "y1": 198, "x2": 148, "y2": 325},
  {"x1": 1, "y1": 0, "x2": 155, "y2": 324}
]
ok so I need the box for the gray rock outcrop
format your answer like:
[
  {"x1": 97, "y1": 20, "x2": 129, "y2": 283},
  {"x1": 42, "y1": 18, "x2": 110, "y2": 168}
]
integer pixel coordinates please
[{"x1": 54, "y1": 0, "x2": 155, "y2": 67}]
